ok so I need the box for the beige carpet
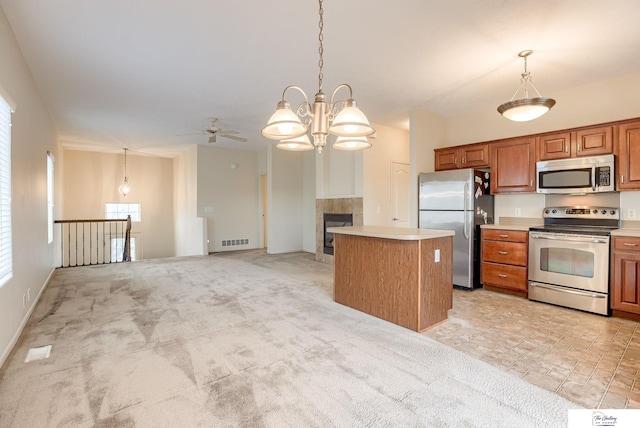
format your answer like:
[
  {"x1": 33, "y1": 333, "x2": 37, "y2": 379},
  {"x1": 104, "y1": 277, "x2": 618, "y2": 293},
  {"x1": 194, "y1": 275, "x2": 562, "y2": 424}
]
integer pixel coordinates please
[{"x1": 0, "y1": 251, "x2": 581, "y2": 427}]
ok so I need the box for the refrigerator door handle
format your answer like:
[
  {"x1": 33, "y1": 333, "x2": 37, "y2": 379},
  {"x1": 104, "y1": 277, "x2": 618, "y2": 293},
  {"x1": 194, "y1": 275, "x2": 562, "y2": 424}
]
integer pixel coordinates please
[{"x1": 463, "y1": 181, "x2": 469, "y2": 239}]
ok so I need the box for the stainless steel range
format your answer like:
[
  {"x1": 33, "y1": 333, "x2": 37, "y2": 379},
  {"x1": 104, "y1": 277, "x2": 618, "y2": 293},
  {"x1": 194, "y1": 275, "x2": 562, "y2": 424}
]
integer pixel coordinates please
[{"x1": 528, "y1": 206, "x2": 620, "y2": 316}]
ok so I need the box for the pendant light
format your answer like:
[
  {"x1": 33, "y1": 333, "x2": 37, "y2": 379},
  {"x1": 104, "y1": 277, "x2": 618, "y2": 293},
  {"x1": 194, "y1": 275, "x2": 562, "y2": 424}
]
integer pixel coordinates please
[
  {"x1": 118, "y1": 148, "x2": 130, "y2": 196},
  {"x1": 262, "y1": 0, "x2": 375, "y2": 153},
  {"x1": 497, "y1": 50, "x2": 556, "y2": 122}
]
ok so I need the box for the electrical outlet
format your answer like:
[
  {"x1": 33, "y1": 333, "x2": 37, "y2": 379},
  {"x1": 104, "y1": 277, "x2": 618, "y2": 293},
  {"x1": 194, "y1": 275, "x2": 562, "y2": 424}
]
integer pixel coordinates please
[
  {"x1": 27, "y1": 288, "x2": 31, "y2": 301},
  {"x1": 515, "y1": 208, "x2": 522, "y2": 217},
  {"x1": 628, "y1": 209, "x2": 637, "y2": 219},
  {"x1": 434, "y1": 249, "x2": 440, "y2": 263}
]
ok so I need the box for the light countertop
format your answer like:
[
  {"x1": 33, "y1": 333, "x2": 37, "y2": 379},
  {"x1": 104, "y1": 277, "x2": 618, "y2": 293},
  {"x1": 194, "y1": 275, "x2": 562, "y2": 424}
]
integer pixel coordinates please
[
  {"x1": 327, "y1": 225, "x2": 454, "y2": 241},
  {"x1": 480, "y1": 224, "x2": 536, "y2": 231},
  {"x1": 611, "y1": 228, "x2": 640, "y2": 237}
]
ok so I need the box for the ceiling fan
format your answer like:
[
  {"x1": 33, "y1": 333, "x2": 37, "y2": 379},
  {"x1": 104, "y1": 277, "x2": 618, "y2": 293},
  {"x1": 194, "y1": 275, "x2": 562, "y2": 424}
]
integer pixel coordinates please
[{"x1": 182, "y1": 118, "x2": 248, "y2": 143}]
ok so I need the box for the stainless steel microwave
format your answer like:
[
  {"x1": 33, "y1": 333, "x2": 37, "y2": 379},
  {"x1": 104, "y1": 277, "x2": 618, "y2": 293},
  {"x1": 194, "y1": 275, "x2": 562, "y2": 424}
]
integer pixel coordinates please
[{"x1": 536, "y1": 154, "x2": 615, "y2": 194}]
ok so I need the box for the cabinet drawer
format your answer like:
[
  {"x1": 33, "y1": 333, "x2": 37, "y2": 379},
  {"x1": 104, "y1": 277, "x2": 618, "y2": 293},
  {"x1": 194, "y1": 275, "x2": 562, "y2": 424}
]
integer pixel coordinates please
[
  {"x1": 482, "y1": 241, "x2": 527, "y2": 266},
  {"x1": 481, "y1": 262, "x2": 527, "y2": 292},
  {"x1": 482, "y1": 229, "x2": 528, "y2": 243},
  {"x1": 613, "y1": 236, "x2": 640, "y2": 252}
]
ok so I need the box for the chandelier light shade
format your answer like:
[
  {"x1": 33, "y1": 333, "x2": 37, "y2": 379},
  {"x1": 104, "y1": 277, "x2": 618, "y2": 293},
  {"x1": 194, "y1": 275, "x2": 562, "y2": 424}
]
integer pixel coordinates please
[
  {"x1": 262, "y1": 0, "x2": 375, "y2": 153},
  {"x1": 497, "y1": 50, "x2": 556, "y2": 122},
  {"x1": 333, "y1": 136, "x2": 372, "y2": 151},
  {"x1": 118, "y1": 148, "x2": 130, "y2": 196},
  {"x1": 276, "y1": 134, "x2": 314, "y2": 151}
]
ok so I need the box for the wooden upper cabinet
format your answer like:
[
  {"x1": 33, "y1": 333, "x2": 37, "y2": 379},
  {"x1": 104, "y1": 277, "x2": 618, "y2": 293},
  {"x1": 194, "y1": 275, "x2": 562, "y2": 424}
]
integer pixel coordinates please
[
  {"x1": 490, "y1": 137, "x2": 536, "y2": 193},
  {"x1": 435, "y1": 144, "x2": 489, "y2": 171},
  {"x1": 575, "y1": 125, "x2": 613, "y2": 157},
  {"x1": 616, "y1": 120, "x2": 640, "y2": 190},
  {"x1": 538, "y1": 132, "x2": 572, "y2": 160},
  {"x1": 434, "y1": 147, "x2": 459, "y2": 170},
  {"x1": 460, "y1": 144, "x2": 490, "y2": 168},
  {"x1": 538, "y1": 126, "x2": 613, "y2": 161}
]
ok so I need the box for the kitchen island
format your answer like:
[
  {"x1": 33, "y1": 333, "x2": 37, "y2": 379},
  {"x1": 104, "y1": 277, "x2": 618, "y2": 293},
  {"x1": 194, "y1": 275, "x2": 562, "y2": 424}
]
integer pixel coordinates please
[{"x1": 328, "y1": 225, "x2": 454, "y2": 332}]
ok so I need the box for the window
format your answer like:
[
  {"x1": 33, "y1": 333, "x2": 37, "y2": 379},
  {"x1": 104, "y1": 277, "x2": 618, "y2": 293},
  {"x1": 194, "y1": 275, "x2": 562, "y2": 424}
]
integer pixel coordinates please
[
  {"x1": 0, "y1": 95, "x2": 12, "y2": 286},
  {"x1": 47, "y1": 152, "x2": 54, "y2": 243},
  {"x1": 105, "y1": 203, "x2": 141, "y2": 222}
]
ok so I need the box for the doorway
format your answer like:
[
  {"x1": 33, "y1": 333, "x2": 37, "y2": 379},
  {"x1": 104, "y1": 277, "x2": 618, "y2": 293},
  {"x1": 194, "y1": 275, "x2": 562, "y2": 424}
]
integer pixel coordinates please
[{"x1": 390, "y1": 162, "x2": 409, "y2": 227}]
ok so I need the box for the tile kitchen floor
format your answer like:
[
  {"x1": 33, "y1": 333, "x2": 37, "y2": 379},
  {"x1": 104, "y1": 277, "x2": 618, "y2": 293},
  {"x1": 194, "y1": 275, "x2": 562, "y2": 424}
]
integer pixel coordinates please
[{"x1": 424, "y1": 288, "x2": 640, "y2": 409}]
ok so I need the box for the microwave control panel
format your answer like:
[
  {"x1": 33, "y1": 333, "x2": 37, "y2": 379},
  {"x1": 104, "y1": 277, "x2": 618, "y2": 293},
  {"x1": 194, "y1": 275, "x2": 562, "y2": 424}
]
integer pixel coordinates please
[{"x1": 597, "y1": 166, "x2": 611, "y2": 187}]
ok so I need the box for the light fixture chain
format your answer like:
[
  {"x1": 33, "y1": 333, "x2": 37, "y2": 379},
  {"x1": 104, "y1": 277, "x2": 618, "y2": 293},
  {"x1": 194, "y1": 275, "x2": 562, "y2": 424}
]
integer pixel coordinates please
[{"x1": 318, "y1": 0, "x2": 324, "y2": 91}]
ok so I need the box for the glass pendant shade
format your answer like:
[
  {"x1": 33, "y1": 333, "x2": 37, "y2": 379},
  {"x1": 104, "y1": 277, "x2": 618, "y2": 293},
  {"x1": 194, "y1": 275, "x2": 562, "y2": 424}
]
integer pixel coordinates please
[
  {"x1": 328, "y1": 100, "x2": 375, "y2": 137},
  {"x1": 497, "y1": 97, "x2": 556, "y2": 122},
  {"x1": 119, "y1": 177, "x2": 130, "y2": 196},
  {"x1": 333, "y1": 136, "x2": 371, "y2": 150},
  {"x1": 262, "y1": 101, "x2": 308, "y2": 140},
  {"x1": 276, "y1": 134, "x2": 314, "y2": 151},
  {"x1": 497, "y1": 50, "x2": 555, "y2": 122}
]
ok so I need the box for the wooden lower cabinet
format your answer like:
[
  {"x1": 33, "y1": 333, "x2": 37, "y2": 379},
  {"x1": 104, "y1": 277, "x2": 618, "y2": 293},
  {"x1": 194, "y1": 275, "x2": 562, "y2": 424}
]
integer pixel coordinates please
[
  {"x1": 611, "y1": 236, "x2": 640, "y2": 319},
  {"x1": 481, "y1": 229, "x2": 528, "y2": 296}
]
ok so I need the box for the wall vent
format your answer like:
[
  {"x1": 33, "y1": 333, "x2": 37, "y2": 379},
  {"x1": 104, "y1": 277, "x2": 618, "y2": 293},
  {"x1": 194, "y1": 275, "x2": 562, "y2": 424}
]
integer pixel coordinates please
[{"x1": 221, "y1": 238, "x2": 249, "y2": 247}]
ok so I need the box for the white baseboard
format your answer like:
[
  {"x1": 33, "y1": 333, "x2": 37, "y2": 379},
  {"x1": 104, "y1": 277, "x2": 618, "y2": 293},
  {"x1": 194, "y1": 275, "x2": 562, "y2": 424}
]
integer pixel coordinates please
[{"x1": 0, "y1": 267, "x2": 55, "y2": 368}]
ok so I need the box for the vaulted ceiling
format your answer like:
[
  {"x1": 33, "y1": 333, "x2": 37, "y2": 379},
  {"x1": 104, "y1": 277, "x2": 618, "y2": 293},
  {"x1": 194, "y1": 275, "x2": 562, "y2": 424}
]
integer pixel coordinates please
[{"x1": 2, "y1": 0, "x2": 640, "y2": 156}]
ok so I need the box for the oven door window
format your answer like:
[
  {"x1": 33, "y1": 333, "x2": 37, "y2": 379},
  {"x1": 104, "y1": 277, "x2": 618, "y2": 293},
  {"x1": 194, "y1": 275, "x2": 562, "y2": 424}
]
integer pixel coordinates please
[{"x1": 539, "y1": 247, "x2": 594, "y2": 278}]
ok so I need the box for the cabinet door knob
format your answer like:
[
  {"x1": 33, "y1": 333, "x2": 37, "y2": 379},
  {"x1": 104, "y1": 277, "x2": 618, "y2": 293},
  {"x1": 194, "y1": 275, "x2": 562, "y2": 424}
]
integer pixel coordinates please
[
  {"x1": 498, "y1": 274, "x2": 507, "y2": 278},
  {"x1": 623, "y1": 242, "x2": 638, "y2": 247},
  {"x1": 622, "y1": 175, "x2": 625, "y2": 184},
  {"x1": 498, "y1": 251, "x2": 508, "y2": 255},
  {"x1": 499, "y1": 234, "x2": 508, "y2": 238}
]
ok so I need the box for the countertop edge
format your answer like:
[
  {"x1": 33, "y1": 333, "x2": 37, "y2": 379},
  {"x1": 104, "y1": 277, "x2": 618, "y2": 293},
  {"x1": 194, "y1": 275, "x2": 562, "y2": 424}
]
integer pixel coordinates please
[{"x1": 327, "y1": 226, "x2": 454, "y2": 241}]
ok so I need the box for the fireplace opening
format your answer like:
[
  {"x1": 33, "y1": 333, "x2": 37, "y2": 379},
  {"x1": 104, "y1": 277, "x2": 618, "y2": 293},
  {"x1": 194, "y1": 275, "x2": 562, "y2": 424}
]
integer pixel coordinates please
[{"x1": 323, "y1": 213, "x2": 353, "y2": 255}]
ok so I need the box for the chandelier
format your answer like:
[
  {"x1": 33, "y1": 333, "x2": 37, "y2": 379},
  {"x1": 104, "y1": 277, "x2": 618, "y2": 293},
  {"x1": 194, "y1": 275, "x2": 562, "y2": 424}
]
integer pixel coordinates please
[
  {"x1": 118, "y1": 148, "x2": 130, "y2": 196},
  {"x1": 262, "y1": 0, "x2": 375, "y2": 153},
  {"x1": 497, "y1": 50, "x2": 556, "y2": 122}
]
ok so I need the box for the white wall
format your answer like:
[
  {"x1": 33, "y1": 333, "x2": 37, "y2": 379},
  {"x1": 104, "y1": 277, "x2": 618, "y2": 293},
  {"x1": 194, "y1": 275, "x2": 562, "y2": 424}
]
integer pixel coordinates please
[
  {"x1": 409, "y1": 110, "x2": 447, "y2": 227},
  {"x1": 267, "y1": 146, "x2": 304, "y2": 253},
  {"x1": 446, "y1": 71, "x2": 640, "y2": 147},
  {"x1": 0, "y1": 7, "x2": 57, "y2": 366},
  {"x1": 363, "y1": 123, "x2": 410, "y2": 225},
  {"x1": 414, "y1": 71, "x2": 640, "y2": 223},
  {"x1": 174, "y1": 146, "x2": 207, "y2": 256},
  {"x1": 61, "y1": 149, "x2": 175, "y2": 259},
  {"x1": 196, "y1": 146, "x2": 260, "y2": 253},
  {"x1": 302, "y1": 150, "x2": 316, "y2": 252}
]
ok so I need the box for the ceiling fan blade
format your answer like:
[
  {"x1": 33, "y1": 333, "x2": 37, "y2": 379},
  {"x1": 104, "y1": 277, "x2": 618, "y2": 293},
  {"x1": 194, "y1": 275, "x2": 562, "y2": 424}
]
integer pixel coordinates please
[
  {"x1": 219, "y1": 129, "x2": 239, "y2": 135},
  {"x1": 222, "y1": 134, "x2": 247, "y2": 142}
]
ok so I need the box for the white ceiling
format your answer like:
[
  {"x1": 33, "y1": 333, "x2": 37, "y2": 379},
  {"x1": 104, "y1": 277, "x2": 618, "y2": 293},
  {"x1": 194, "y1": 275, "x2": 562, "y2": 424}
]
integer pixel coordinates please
[{"x1": 2, "y1": 0, "x2": 640, "y2": 156}]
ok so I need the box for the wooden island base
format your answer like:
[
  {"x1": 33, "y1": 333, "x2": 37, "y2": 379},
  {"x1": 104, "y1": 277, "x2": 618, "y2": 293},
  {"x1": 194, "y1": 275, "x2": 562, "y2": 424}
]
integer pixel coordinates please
[{"x1": 330, "y1": 226, "x2": 454, "y2": 332}]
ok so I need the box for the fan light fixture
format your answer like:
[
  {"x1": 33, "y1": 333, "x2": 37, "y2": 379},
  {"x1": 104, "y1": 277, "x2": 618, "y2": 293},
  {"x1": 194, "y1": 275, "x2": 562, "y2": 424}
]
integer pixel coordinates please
[
  {"x1": 262, "y1": 0, "x2": 375, "y2": 153},
  {"x1": 118, "y1": 148, "x2": 130, "y2": 196},
  {"x1": 497, "y1": 50, "x2": 556, "y2": 122}
]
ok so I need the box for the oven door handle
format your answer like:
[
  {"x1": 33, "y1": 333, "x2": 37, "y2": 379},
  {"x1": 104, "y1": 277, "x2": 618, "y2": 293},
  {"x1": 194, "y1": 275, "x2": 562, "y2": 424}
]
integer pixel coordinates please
[
  {"x1": 530, "y1": 234, "x2": 608, "y2": 244},
  {"x1": 530, "y1": 282, "x2": 607, "y2": 299}
]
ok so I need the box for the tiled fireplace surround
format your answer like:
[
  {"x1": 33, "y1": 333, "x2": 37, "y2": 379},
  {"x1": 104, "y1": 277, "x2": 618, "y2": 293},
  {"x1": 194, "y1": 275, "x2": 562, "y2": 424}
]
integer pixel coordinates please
[{"x1": 315, "y1": 198, "x2": 363, "y2": 263}]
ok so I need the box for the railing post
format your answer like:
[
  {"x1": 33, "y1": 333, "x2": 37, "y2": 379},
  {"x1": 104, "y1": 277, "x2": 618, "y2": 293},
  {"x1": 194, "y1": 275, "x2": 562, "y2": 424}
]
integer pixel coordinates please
[{"x1": 123, "y1": 215, "x2": 132, "y2": 262}]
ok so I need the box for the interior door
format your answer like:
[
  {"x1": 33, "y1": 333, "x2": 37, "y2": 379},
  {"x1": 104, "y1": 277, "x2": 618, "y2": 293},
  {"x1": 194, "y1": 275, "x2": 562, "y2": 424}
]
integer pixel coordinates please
[{"x1": 391, "y1": 162, "x2": 409, "y2": 227}]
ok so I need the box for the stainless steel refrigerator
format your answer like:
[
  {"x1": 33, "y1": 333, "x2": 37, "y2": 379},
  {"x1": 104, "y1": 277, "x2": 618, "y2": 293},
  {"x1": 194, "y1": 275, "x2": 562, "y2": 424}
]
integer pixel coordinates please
[{"x1": 419, "y1": 169, "x2": 494, "y2": 289}]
